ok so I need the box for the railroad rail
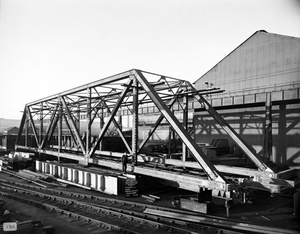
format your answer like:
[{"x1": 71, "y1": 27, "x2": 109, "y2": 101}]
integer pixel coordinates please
[{"x1": 0, "y1": 177, "x2": 297, "y2": 234}]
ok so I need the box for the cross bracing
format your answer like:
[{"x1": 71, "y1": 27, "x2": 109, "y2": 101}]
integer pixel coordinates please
[{"x1": 15, "y1": 69, "x2": 293, "y2": 194}]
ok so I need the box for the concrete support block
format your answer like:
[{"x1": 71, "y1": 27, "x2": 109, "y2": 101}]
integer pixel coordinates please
[
  {"x1": 41, "y1": 162, "x2": 45, "y2": 173},
  {"x1": 78, "y1": 171, "x2": 85, "y2": 185},
  {"x1": 53, "y1": 165, "x2": 59, "y2": 177},
  {"x1": 49, "y1": 164, "x2": 53, "y2": 175},
  {"x1": 90, "y1": 173, "x2": 97, "y2": 189},
  {"x1": 61, "y1": 167, "x2": 68, "y2": 180},
  {"x1": 45, "y1": 163, "x2": 50, "y2": 174},
  {"x1": 36, "y1": 161, "x2": 41, "y2": 172},
  {"x1": 98, "y1": 175, "x2": 105, "y2": 192},
  {"x1": 105, "y1": 176, "x2": 118, "y2": 195},
  {"x1": 35, "y1": 161, "x2": 119, "y2": 195},
  {"x1": 85, "y1": 172, "x2": 91, "y2": 187},
  {"x1": 66, "y1": 168, "x2": 72, "y2": 181},
  {"x1": 73, "y1": 170, "x2": 79, "y2": 183}
]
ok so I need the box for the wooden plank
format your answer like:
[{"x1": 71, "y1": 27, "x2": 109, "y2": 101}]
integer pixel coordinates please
[{"x1": 180, "y1": 198, "x2": 208, "y2": 213}]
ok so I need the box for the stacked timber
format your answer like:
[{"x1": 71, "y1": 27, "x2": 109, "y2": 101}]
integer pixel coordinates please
[
  {"x1": 124, "y1": 177, "x2": 139, "y2": 197},
  {"x1": 141, "y1": 194, "x2": 160, "y2": 202},
  {"x1": 118, "y1": 174, "x2": 139, "y2": 197}
]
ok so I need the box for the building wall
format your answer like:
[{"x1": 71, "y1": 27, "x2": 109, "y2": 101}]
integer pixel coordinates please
[
  {"x1": 194, "y1": 102, "x2": 300, "y2": 164},
  {"x1": 195, "y1": 31, "x2": 300, "y2": 92}
]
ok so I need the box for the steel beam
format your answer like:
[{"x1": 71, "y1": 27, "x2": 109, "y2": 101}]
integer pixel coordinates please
[
  {"x1": 40, "y1": 105, "x2": 58, "y2": 148},
  {"x1": 39, "y1": 102, "x2": 43, "y2": 145},
  {"x1": 264, "y1": 92, "x2": 272, "y2": 162},
  {"x1": 137, "y1": 95, "x2": 180, "y2": 154},
  {"x1": 26, "y1": 71, "x2": 132, "y2": 106},
  {"x1": 188, "y1": 83, "x2": 274, "y2": 174},
  {"x1": 62, "y1": 115, "x2": 77, "y2": 147},
  {"x1": 89, "y1": 79, "x2": 133, "y2": 157},
  {"x1": 26, "y1": 106, "x2": 39, "y2": 148},
  {"x1": 102, "y1": 100, "x2": 132, "y2": 153},
  {"x1": 61, "y1": 96, "x2": 86, "y2": 155},
  {"x1": 133, "y1": 70, "x2": 227, "y2": 183},
  {"x1": 182, "y1": 91, "x2": 189, "y2": 161},
  {"x1": 86, "y1": 88, "x2": 92, "y2": 155},
  {"x1": 15, "y1": 107, "x2": 27, "y2": 149},
  {"x1": 132, "y1": 76, "x2": 139, "y2": 165}
]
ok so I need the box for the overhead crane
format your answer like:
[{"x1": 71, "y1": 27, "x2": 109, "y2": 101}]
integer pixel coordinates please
[{"x1": 15, "y1": 69, "x2": 294, "y2": 203}]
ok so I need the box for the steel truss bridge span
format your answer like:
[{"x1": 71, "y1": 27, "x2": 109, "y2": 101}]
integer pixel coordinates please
[{"x1": 15, "y1": 69, "x2": 293, "y2": 199}]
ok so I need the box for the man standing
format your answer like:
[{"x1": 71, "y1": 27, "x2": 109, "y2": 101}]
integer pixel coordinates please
[{"x1": 122, "y1": 153, "x2": 128, "y2": 173}]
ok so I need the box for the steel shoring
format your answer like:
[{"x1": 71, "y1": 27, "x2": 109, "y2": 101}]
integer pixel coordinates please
[
  {"x1": 133, "y1": 70, "x2": 227, "y2": 184},
  {"x1": 188, "y1": 83, "x2": 274, "y2": 174},
  {"x1": 89, "y1": 78, "x2": 133, "y2": 158},
  {"x1": 61, "y1": 96, "x2": 86, "y2": 155}
]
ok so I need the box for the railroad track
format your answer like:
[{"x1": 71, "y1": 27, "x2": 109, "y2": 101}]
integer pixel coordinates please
[{"x1": 0, "y1": 178, "x2": 297, "y2": 234}]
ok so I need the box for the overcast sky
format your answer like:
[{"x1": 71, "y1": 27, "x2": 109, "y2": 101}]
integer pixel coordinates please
[{"x1": 0, "y1": 0, "x2": 299, "y2": 119}]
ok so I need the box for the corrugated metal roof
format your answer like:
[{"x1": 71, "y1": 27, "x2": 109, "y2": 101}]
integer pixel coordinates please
[{"x1": 193, "y1": 30, "x2": 300, "y2": 84}]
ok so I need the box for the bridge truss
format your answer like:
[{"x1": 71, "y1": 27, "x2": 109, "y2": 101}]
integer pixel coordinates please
[{"x1": 15, "y1": 69, "x2": 293, "y2": 198}]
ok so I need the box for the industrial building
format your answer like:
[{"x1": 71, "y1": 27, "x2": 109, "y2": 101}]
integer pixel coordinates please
[
  {"x1": 193, "y1": 30, "x2": 300, "y2": 166},
  {"x1": 0, "y1": 30, "x2": 299, "y2": 233}
]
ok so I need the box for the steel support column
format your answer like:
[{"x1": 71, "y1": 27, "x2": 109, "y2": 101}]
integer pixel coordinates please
[
  {"x1": 134, "y1": 70, "x2": 226, "y2": 183},
  {"x1": 15, "y1": 107, "x2": 26, "y2": 149},
  {"x1": 26, "y1": 106, "x2": 39, "y2": 148},
  {"x1": 137, "y1": 94, "x2": 181, "y2": 154},
  {"x1": 40, "y1": 105, "x2": 58, "y2": 148},
  {"x1": 99, "y1": 104, "x2": 104, "y2": 151},
  {"x1": 132, "y1": 76, "x2": 139, "y2": 166},
  {"x1": 25, "y1": 112, "x2": 28, "y2": 147},
  {"x1": 86, "y1": 88, "x2": 92, "y2": 161},
  {"x1": 89, "y1": 79, "x2": 133, "y2": 157},
  {"x1": 182, "y1": 92, "x2": 189, "y2": 161},
  {"x1": 102, "y1": 100, "x2": 131, "y2": 153},
  {"x1": 189, "y1": 84, "x2": 274, "y2": 174},
  {"x1": 39, "y1": 102, "x2": 43, "y2": 146},
  {"x1": 58, "y1": 97, "x2": 63, "y2": 161},
  {"x1": 264, "y1": 92, "x2": 272, "y2": 162},
  {"x1": 61, "y1": 97, "x2": 86, "y2": 155}
]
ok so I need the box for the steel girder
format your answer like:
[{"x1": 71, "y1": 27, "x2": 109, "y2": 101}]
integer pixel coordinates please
[
  {"x1": 15, "y1": 68, "x2": 279, "y2": 192},
  {"x1": 190, "y1": 85, "x2": 274, "y2": 174}
]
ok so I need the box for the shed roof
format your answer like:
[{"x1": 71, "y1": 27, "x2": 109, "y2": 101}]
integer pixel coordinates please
[
  {"x1": 193, "y1": 30, "x2": 300, "y2": 84},
  {"x1": 3, "y1": 126, "x2": 19, "y2": 135}
]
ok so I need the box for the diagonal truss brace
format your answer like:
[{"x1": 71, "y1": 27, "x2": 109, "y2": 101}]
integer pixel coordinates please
[
  {"x1": 101, "y1": 99, "x2": 132, "y2": 153},
  {"x1": 40, "y1": 104, "x2": 59, "y2": 149},
  {"x1": 137, "y1": 90, "x2": 183, "y2": 154},
  {"x1": 133, "y1": 70, "x2": 227, "y2": 183},
  {"x1": 26, "y1": 106, "x2": 40, "y2": 148},
  {"x1": 89, "y1": 78, "x2": 133, "y2": 157},
  {"x1": 188, "y1": 84, "x2": 274, "y2": 174},
  {"x1": 61, "y1": 96, "x2": 86, "y2": 155},
  {"x1": 15, "y1": 107, "x2": 27, "y2": 149}
]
